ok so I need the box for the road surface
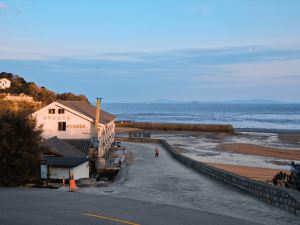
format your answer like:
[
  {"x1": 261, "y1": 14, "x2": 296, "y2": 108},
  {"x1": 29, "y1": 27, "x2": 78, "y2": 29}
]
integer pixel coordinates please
[
  {"x1": 0, "y1": 142, "x2": 299, "y2": 225},
  {"x1": 81, "y1": 142, "x2": 300, "y2": 225}
]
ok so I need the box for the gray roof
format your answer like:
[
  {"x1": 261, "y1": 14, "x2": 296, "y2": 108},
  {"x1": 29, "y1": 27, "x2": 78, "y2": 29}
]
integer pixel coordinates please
[
  {"x1": 62, "y1": 139, "x2": 91, "y2": 155},
  {"x1": 45, "y1": 156, "x2": 88, "y2": 168},
  {"x1": 45, "y1": 136, "x2": 87, "y2": 158},
  {"x1": 56, "y1": 100, "x2": 116, "y2": 124}
]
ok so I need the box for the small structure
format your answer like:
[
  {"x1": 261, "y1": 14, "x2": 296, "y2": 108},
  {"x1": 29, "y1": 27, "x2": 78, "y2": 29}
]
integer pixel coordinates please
[
  {"x1": 32, "y1": 100, "x2": 116, "y2": 170},
  {"x1": 44, "y1": 136, "x2": 87, "y2": 158},
  {"x1": 0, "y1": 78, "x2": 11, "y2": 90},
  {"x1": 45, "y1": 157, "x2": 89, "y2": 180}
]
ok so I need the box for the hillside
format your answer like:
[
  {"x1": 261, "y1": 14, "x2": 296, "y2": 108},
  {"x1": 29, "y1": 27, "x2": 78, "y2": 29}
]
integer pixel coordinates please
[
  {"x1": 0, "y1": 72, "x2": 88, "y2": 105},
  {"x1": 0, "y1": 72, "x2": 89, "y2": 114}
]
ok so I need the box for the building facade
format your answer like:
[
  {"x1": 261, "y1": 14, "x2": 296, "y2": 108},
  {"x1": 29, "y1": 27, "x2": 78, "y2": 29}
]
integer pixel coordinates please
[
  {"x1": 0, "y1": 78, "x2": 11, "y2": 90},
  {"x1": 31, "y1": 100, "x2": 116, "y2": 164}
]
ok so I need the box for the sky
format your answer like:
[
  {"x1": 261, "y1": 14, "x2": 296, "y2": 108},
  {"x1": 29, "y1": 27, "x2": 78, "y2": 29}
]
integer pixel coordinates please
[{"x1": 0, "y1": 0, "x2": 300, "y2": 103}]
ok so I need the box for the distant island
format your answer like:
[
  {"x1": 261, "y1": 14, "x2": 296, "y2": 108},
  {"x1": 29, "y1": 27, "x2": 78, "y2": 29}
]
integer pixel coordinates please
[{"x1": 146, "y1": 99, "x2": 294, "y2": 104}]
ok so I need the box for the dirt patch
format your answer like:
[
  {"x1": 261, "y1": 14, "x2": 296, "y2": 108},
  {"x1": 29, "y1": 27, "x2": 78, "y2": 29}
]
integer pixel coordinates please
[
  {"x1": 219, "y1": 143, "x2": 300, "y2": 160},
  {"x1": 278, "y1": 133, "x2": 300, "y2": 145},
  {"x1": 206, "y1": 162, "x2": 288, "y2": 182}
]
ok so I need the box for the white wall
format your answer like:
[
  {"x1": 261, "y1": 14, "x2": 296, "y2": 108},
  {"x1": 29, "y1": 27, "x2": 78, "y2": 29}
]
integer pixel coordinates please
[
  {"x1": 32, "y1": 102, "x2": 93, "y2": 139},
  {"x1": 73, "y1": 161, "x2": 90, "y2": 180},
  {"x1": 0, "y1": 78, "x2": 11, "y2": 89},
  {"x1": 49, "y1": 161, "x2": 89, "y2": 180}
]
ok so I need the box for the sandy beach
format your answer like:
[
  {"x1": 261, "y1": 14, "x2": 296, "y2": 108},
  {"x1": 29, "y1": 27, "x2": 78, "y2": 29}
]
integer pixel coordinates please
[
  {"x1": 207, "y1": 162, "x2": 288, "y2": 182},
  {"x1": 219, "y1": 143, "x2": 300, "y2": 161}
]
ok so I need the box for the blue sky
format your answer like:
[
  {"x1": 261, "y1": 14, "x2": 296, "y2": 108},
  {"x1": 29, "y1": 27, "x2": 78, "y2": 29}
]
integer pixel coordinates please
[{"x1": 0, "y1": 0, "x2": 300, "y2": 102}]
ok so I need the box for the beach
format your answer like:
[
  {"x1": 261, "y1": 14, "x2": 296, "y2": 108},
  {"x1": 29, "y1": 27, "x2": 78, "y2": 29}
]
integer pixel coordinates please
[{"x1": 116, "y1": 128, "x2": 300, "y2": 182}]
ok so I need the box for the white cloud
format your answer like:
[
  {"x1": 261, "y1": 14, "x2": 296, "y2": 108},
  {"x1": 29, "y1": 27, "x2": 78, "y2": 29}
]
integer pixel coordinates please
[{"x1": 218, "y1": 59, "x2": 300, "y2": 84}]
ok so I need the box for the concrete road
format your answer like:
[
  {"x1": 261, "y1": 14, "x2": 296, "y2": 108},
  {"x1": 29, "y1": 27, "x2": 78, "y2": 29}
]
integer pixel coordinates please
[
  {"x1": 0, "y1": 187, "x2": 260, "y2": 225},
  {"x1": 81, "y1": 142, "x2": 300, "y2": 225},
  {"x1": 0, "y1": 142, "x2": 299, "y2": 225}
]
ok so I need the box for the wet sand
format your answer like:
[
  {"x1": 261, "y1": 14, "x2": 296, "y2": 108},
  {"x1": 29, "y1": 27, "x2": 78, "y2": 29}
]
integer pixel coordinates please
[
  {"x1": 219, "y1": 143, "x2": 300, "y2": 160},
  {"x1": 207, "y1": 163, "x2": 288, "y2": 182},
  {"x1": 278, "y1": 133, "x2": 300, "y2": 144}
]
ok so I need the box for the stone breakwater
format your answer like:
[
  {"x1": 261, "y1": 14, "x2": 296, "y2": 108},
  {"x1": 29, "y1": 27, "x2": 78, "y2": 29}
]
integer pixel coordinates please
[
  {"x1": 116, "y1": 136, "x2": 300, "y2": 216},
  {"x1": 116, "y1": 122, "x2": 234, "y2": 133}
]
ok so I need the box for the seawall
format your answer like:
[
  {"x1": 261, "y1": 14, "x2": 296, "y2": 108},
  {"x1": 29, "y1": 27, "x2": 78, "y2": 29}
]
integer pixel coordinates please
[
  {"x1": 115, "y1": 136, "x2": 300, "y2": 216},
  {"x1": 116, "y1": 122, "x2": 234, "y2": 133}
]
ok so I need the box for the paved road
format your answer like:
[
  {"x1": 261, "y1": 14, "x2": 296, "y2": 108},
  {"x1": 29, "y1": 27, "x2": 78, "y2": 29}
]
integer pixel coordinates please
[
  {"x1": 1, "y1": 142, "x2": 299, "y2": 225},
  {"x1": 81, "y1": 142, "x2": 300, "y2": 225},
  {"x1": 0, "y1": 187, "x2": 261, "y2": 225}
]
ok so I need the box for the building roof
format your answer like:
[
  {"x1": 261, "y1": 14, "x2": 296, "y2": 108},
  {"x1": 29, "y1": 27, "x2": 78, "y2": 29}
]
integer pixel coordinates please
[
  {"x1": 62, "y1": 139, "x2": 91, "y2": 155},
  {"x1": 56, "y1": 100, "x2": 116, "y2": 124},
  {"x1": 45, "y1": 156, "x2": 88, "y2": 168},
  {"x1": 44, "y1": 136, "x2": 87, "y2": 158}
]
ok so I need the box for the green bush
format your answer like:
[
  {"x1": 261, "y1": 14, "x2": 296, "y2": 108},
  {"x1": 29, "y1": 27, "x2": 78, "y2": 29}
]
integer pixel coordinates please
[{"x1": 0, "y1": 111, "x2": 47, "y2": 186}]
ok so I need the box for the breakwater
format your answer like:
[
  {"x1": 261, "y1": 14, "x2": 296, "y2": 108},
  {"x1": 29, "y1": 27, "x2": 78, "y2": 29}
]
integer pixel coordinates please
[
  {"x1": 116, "y1": 121, "x2": 234, "y2": 133},
  {"x1": 116, "y1": 136, "x2": 300, "y2": 216}
]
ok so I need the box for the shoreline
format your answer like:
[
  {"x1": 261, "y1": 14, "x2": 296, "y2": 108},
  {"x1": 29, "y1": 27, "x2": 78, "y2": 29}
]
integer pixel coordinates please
[{"x1": 116, "y1": 125, "x2": 300, "y2": 182}]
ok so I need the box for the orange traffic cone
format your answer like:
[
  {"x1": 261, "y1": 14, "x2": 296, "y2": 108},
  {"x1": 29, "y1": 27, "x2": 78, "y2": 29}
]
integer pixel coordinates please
[{"x1": 69, "y1": 179, "x2": 76, "y2": 191}]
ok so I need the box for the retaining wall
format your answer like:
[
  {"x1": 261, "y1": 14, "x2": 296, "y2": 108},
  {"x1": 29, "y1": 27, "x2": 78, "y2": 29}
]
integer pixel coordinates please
[
  {"x1": 116, "y1": 122, "x2": 234, "y2": 133},
  {"x1": 116, "y1": 137, "x2": 300, "y2": 216}
]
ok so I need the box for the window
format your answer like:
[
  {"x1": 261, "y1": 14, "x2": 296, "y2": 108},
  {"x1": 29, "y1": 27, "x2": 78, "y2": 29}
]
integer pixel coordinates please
[
  {"x1": 48, "y1": 109, "x2": 55, "y2": 114},
  {"x1": 58, "y1": 108, "x2": 65, "y2": 114},
  {"x1": 58, "y1": 122, "x2": 66, "y2": 131}
]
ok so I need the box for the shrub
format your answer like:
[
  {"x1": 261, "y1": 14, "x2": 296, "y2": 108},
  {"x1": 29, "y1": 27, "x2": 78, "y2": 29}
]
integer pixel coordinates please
[{"x1": 0, "y1": 111, "x2": 46, "y2": 186}]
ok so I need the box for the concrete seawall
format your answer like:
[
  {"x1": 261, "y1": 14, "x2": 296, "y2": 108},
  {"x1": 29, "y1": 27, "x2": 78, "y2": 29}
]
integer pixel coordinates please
[
  {"x1": 116, "y1": 122, "x2": 234, "y2": 133},
  {"x1": 116, "y1": 137, "x2": 300, "y2": 216}
]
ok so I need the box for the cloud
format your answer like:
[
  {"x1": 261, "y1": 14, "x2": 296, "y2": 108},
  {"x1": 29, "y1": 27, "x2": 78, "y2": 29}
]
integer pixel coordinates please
[{"x1": 1, "y1": 45, "x2": 300, "y2": 64}]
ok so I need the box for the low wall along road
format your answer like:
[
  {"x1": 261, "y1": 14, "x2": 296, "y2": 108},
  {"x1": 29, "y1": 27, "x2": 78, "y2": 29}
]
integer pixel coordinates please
[{"x1": 116, "y1": 137, "x2": 300, "y2": 216}]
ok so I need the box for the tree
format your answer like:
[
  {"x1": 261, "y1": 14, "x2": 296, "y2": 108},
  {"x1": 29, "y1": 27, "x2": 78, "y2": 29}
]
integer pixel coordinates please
[{"x1": 0, "y1": 111, "x2": 47, "y2": 186}]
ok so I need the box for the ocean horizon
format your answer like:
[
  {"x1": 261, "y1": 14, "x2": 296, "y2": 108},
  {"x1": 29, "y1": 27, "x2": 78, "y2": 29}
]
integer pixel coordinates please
[{"x1": 103, "y1": 102, "x2": 300, "y2": 131}]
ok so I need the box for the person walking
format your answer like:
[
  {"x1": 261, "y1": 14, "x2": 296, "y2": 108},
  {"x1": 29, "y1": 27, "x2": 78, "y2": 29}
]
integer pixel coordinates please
[{"x1": 155, "y1": 147, "x2": 160, "y2": 157}]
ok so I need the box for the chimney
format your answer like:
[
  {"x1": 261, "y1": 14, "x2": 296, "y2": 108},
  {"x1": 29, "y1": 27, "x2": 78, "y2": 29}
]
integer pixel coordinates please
[{"x1": 95, "y1": 98, "x2": 101, "y2": 137}]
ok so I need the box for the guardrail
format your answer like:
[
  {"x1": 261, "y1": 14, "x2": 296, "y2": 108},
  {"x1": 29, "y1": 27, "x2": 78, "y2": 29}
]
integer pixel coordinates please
[{"x1": 115, "y1": 136, "x2": 300, "y2": 216}]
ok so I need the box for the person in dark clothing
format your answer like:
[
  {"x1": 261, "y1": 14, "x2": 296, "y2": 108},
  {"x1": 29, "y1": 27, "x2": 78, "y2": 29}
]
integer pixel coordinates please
[{"x1": 155, "y1": 147, "x2": 160, "y2": 157}]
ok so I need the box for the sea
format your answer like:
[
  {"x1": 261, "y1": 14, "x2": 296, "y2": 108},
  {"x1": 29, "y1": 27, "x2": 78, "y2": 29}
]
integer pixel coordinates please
[{"x1": 103, "y1": 103, "x2": 300, "y2": 131}]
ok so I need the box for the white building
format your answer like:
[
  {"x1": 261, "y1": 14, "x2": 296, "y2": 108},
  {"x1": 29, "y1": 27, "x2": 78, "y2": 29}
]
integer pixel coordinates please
[
  {"x1": 0, "y1": 78, "x2": 11, "y2": 90},
  {"x1": 45, "y1": 157, "x2": 89, "y2": 180},
  {"x1": 31, "y1": 100, "x2": 116, "y2": 161}
]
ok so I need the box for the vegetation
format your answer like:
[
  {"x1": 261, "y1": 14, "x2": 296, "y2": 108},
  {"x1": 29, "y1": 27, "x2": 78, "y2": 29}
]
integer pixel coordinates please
[
  {"x1": 0, "y1": 111, "x2": 48, "y2": 186},
  {"x1": 0, "y1": 72, "x2": 88, "y2": 105},
  {"x1": 0, "y1": 97, "x2": 40, "y2": 115}
]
